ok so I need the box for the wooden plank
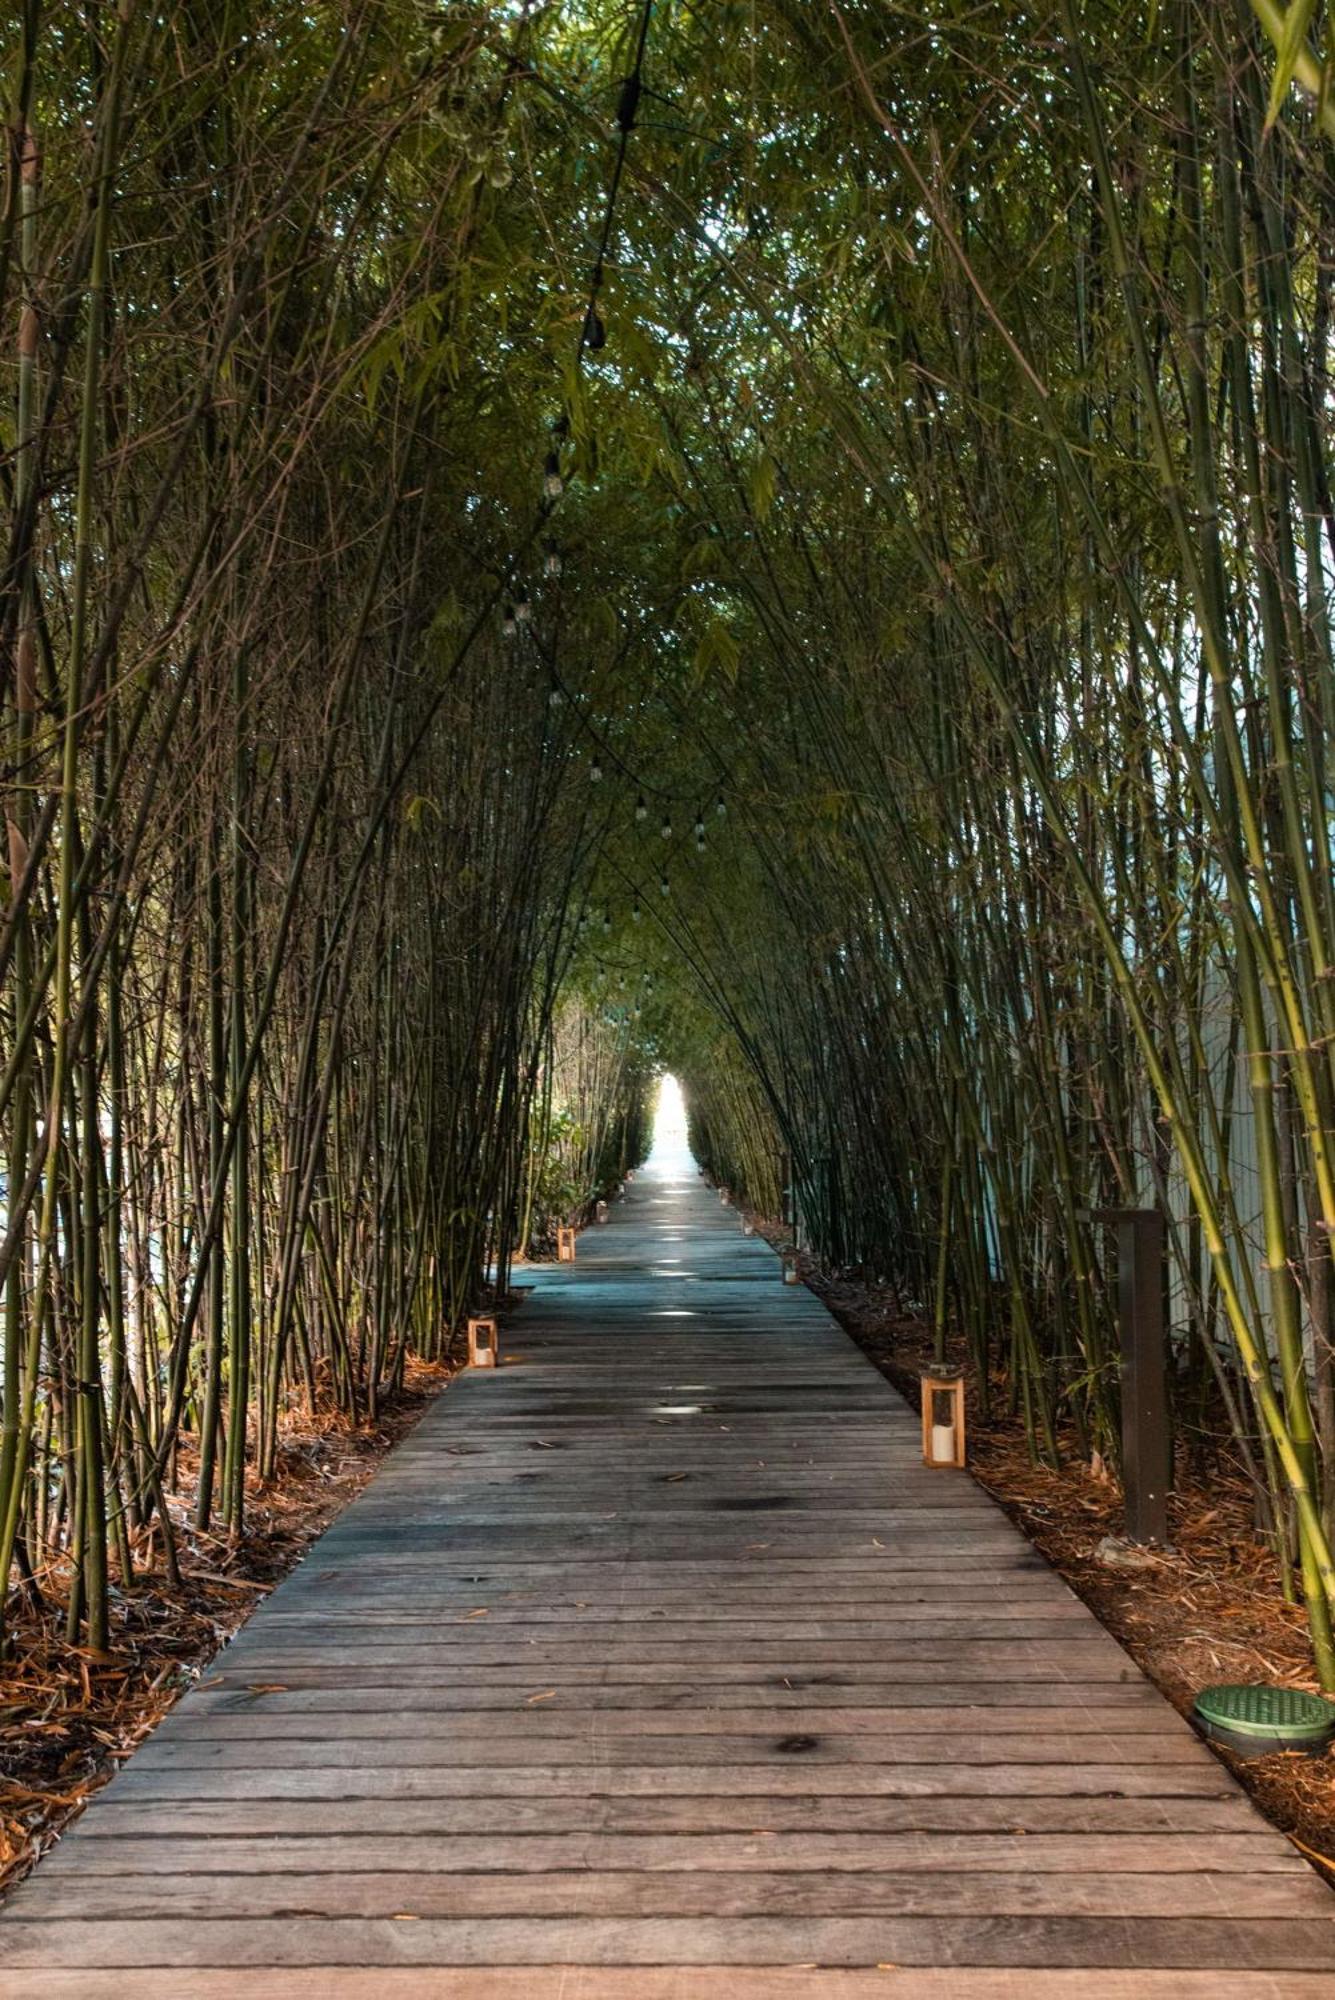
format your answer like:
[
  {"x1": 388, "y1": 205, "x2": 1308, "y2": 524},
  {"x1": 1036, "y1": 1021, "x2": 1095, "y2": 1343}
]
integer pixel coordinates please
[
  {"x1": 8, "y1": 1973, "x2": 1335, "y2": 2000},
  {"x1": 14, "y1": 1866, "x2": 1332, "y2": 1921},
  {"x1": 105, "y1": 1762, "x2": 1238, "y2": 1801},
  {"x1": 206, "y1": 1639, "x2": 1134, "y2": 1665},
  {"x1": 123, "y1": 1734, "x2": 1215, "y2": 1771},
  {"x1": 37, "y1": 1831, "x2": 1308, "y2": 1878},
  {"x1": 66, "y1": 1793, "x2": 1268, "y2": 1839},
  {"x1": 4, "y1": 1914, "x2": 1335, "y2": 1969},
  {"x1": 192, "y1": 1655, "x2": 1151, "y2": 1683},
  {"x1": 161, "y1": 1703, "x2": 1184, "y2": 1736},
  {"x1": 177, "y1": 1684, "x2": 1171, "y2": 1713}
]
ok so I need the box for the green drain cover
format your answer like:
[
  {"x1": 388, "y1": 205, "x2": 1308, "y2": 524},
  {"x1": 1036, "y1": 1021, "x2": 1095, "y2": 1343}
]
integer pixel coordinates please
[{"x1": 1193, "y1": 1683, "x2": 1335, "y2": 1756}]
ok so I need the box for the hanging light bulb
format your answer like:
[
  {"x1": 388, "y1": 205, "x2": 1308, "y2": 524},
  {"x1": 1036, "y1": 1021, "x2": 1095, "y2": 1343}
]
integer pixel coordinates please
[
  {"x1": 590, "y1": 758, "x2": 604, "y2": 783},
  {"x1": 660, "y1": 874, "x2": 670, "y2": 897},
  {"x1": 632, "y1": 901, "x2": 642, "y2": 922},
  {"x1": 548, "y1": 686, "x2": 563, "y2": 707},
  {"x1": 603, "y1": 909, "x2": 612, "y2": 934},
  {"x1": 694, "y1": 812, "x2": 706, "y2": 837},
  {"x1": 715, "y1": 794, "x2": 726, "y2": 817},
  {"x1": 660, "y1": 816, "x2": 671, "y2": 840},
  {"x1": 616, "y1": 72, "x2": 642, "y2": 132},
  {"x1": 514, "y1": 594, "x2": 531, "y2": 625},
  {"x1": 502, "y1": 602, "x2": 517, "y2": 638},
  {"x1": 635, "y1": 795, "x2": 648, "y2": 821},
  {"x1": 543, "y1": 540, "x2": 563, "y2": 578},
  {"x1": 544, "y1": 450, "x2": 563, "y2": 499}
]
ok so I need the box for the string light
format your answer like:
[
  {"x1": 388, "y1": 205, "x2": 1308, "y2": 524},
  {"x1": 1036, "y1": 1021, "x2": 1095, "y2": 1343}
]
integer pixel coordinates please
[
  {"x1": 715, "y1": 794, "x2": 726, "y2": 817},
  {"x1": 660, "y1": 815, "x2": 671, "y2": 840},
  {"x1": 576, "y1": 0, "x2": 652, "y2": 378},
  {"x1": 603, "y1": 909, "x2": 612, "y2": 934},
  {"x1": 615, "y1": 72, "x2": 643, "y2": 132},
  {"x1": 492, "y1": 0, "x2": 650, "y2": 772},
  {"x1": 590, "y1": 757, "x2": 604, "y2": 783},
  {"x1": 660, "y1": 874, "x2": 669, "y2": 896},
  {"x1": 635, "y1": 795, "x2": 648, "y2": 821},
  {"x1": 632, "y1": 900, "x2": 641, "y2": 922}
]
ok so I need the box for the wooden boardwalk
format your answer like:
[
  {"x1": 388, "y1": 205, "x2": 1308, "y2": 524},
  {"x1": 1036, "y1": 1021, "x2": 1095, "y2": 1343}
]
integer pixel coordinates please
[{"x1": 3, "y1": 1142, "x2": 1334, "y2": 1998}]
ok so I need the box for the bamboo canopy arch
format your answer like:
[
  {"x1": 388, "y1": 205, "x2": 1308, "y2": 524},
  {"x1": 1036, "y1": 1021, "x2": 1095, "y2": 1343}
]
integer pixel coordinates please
[{"x1": 5, "y1": 0, "x2": 1335, "y2": 1695}]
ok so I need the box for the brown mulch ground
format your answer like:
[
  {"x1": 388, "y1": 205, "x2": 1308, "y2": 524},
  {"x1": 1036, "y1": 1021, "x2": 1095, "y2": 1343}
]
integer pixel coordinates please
[
  {"x1": 0, "y1": 1356, "x2": 451, "y2": 1900},
  {"x1": 792, "y1": 1246, "x2": 1335, "y2": 1885}
]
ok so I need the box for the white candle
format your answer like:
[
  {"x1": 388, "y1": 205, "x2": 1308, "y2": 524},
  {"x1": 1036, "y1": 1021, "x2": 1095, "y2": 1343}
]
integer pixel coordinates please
[{"x1": 931, "y1": 1421, "x2": 956, "y2": 1464}]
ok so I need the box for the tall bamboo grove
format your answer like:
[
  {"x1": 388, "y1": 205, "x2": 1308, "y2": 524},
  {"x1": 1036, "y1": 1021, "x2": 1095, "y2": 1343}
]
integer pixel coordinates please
[{"x1": 8, "y1": 0, "x2": 1335, "y2": 1697}]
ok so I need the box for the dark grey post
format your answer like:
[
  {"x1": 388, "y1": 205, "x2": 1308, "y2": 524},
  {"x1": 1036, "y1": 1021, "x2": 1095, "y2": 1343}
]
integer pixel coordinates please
[{"x1": 1086, "y1": 1207, "x2": 1171, "y2": 1544}]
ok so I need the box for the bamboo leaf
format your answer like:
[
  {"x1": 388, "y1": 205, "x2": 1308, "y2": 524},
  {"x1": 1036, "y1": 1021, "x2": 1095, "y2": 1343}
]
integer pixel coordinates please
[
  {"x1": 1265, "y1": 0, "x2": 1322, "y2": 129},
  {"x1": 693, "y1": 616, "x2": 741, "y2": 683},
  {"x1": 747, "y1": 451, "x2": 778, "y2": 519}
]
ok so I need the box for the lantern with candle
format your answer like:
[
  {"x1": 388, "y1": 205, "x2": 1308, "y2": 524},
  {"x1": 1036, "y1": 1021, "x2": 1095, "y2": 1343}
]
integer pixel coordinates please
[
  {"x1": 920, "y1": 1368, "x2": 966, "y2": 1468},
  {"x1": 467, "y1": 1316, "x2": 499, "y2": 1369}
]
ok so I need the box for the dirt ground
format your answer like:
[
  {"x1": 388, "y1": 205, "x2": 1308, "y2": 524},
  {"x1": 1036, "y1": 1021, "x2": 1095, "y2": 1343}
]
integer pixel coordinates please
[{"x1": 0, "y1": 1357, "x2": 450, "y2": 1898}]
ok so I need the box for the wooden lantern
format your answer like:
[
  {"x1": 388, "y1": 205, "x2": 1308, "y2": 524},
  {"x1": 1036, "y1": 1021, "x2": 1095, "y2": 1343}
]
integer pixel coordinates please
[
  {"x1": 921, "y1": 1369, "x2": 966, "y2": 1468},
  {"x1": 625, "y1": 1169, "x2": 635, "y2": 1182},
  {"x1": 720, "y1": 1186, "x2": 731, "y2": 1205},
  {"x1": 781, "y1": 1247, "x2": 799, "y2": 1285},
  {"x1": 467, "y1": 1316, "x2": 499, "y2": 1369},
  {"x1": 741, "y1": 1217, "x2": 754, "y2": 1237},
  {"x1": 595, "y1": 1199, "x2": 608, "y2": 1223},
  {"x1": 556, "y1": 1225, "x2": 577, "y2": 1263}
]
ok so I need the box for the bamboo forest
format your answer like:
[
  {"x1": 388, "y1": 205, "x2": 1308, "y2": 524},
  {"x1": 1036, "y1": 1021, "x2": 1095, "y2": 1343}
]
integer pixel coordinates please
[{"x1": 6, "y1": 0, "x2": 1335, "y2": 1987}]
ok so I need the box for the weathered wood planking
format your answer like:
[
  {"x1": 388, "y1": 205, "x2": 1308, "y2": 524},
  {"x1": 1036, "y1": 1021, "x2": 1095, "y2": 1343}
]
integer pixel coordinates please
[{"x1": 2, "y1": 1140, "x2": 1332, "y2": 1997}]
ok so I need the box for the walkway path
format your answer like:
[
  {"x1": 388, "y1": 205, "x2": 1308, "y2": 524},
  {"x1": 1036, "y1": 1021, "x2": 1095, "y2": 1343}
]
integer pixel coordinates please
[{"x1": 3, "y1": 1140, "x2": 1334, "y2": 1997}]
